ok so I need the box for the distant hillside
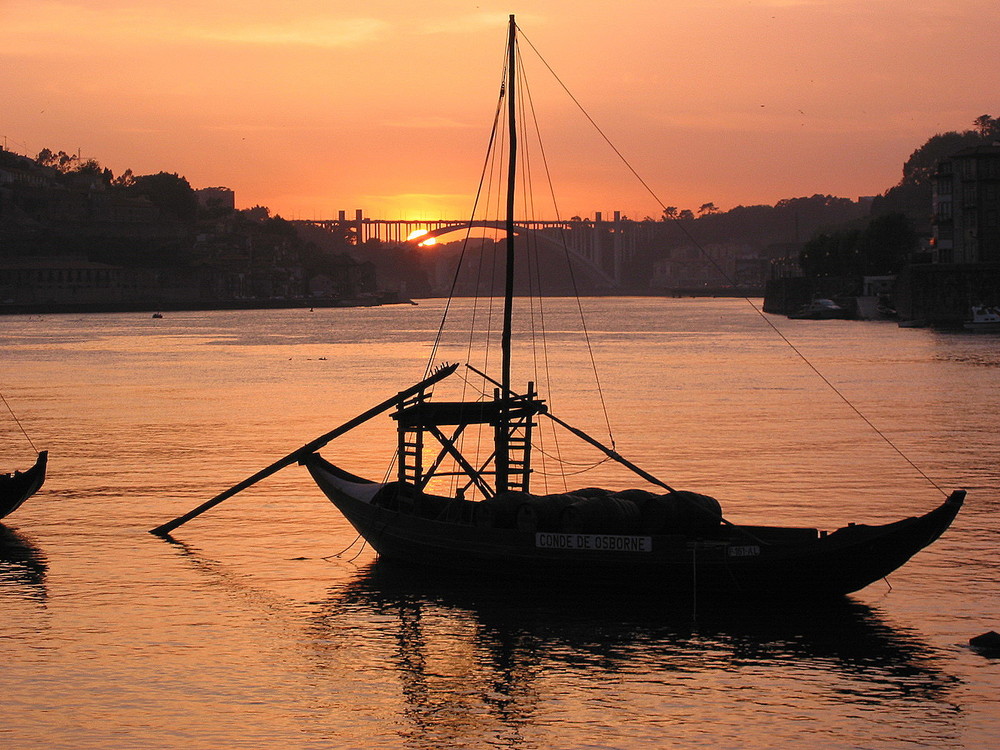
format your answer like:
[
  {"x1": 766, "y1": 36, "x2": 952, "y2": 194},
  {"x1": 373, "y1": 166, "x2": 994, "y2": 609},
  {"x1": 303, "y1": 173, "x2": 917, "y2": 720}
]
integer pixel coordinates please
[
  {"x1": 0, "y1": 148, "x2": 378, "y2": 310},
  {"x1": 871, "y1": 114, "x2": 1000, "y2": 232}
]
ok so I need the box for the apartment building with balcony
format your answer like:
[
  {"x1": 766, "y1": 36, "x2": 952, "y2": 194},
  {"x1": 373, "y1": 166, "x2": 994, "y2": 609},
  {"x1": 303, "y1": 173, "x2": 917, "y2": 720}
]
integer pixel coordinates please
[{"x1": 931, "y1": 144, "x2": 1000, "y2": 264}]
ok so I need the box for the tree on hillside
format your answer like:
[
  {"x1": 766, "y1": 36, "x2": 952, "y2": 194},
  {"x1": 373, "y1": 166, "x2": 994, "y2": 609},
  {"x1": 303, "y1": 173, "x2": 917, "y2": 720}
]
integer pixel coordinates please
[
  {"x1": 873, "y1": 114, "x2": 1000, "y2": 227},
  {"x1": 35, "y1": 148, "x2": 79, "y2": 173},
  {"x1": 241, "y1": 205, "x2": 271, "y2": 222},
  {"x1": 900, "y1": 131, "x2": 982, "y2": 187},
  {"x1": 974, "y1": 114, "x2": 1000, "y2": 140},
  {"x1": 857, "y1": 213, "x2": 917, "y2": 274},
  {"x1": 34, "y1": 149, "x2": 114, "y2": 188},
  {"x1": 260, "y1": 215, "x2": 297, "y2": 239},
  {"x1": 681, "y1": 194, "x2": 865, "y2": 250},
  {"x1": 128, "y1": 172, "x2": 198, "y2": 221},
  {"x1": 112, "y1": 169, "x2": 135, "y2": 188},
  {"x1": 799, "y1": 230, "x2": 862, "y2": 278},
  {"x1": 799, "y1": 212, "x2": 916, "y2": 278}
]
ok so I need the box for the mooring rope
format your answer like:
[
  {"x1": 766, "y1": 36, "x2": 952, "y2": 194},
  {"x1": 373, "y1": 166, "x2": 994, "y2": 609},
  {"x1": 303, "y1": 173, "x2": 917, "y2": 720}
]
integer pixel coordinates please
[
  {"x1": 0, "y1": 389, "x2": 38, "y2": 453},
  {"x1": 518, "y1": 57, "x2": 617, "y2": 453},
  {"x1": 517, "y1": 23, "x2": 948, "y2": 498}
]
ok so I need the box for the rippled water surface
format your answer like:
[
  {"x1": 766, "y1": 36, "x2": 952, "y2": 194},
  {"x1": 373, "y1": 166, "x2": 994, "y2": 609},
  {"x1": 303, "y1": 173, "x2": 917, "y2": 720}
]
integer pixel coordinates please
[{"x1": 1, "y1": 298, "x2": 998, "y2": 749}]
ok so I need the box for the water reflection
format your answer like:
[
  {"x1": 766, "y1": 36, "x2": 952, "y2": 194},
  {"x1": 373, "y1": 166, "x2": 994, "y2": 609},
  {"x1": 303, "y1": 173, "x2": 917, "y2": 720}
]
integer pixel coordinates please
[
  {"x1": 310, "y1": 561, "x2": 957, "y2": 747},
  {"x1": 160, "y1": 528, "x2": 962, "y2": 749},
  {"x1": 0, "y1": 524, "x2": 47, "y2": 600}
]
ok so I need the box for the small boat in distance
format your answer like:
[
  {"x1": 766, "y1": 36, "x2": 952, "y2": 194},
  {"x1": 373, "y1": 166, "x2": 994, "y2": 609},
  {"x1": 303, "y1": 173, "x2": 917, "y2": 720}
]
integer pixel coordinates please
[
  {"x1": 964, "y1": 305, "x2": 1000, "y2": 331},
  {"x1": 0, "y1": 452, "x2": 48, "y2": 521},
  {"x1": 789, "y1": 298, "x2": 849, "y2": 320}
]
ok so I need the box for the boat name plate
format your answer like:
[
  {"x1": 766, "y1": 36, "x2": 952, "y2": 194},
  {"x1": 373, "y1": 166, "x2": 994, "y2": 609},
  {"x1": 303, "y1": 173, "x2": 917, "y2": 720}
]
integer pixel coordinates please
[
  {"x1": 535, "y1": 532, "x2": 652, "y2": 552},
  {"x1": 728, "y1": 545, "x2": 761, "y2": 557}
]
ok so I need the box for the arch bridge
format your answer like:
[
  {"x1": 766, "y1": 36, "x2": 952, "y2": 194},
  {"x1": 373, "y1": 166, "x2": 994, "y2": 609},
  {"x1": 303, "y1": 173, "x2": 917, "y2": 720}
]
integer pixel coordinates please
[{"x1": 299, "y1": 211, "x2": 656, "y2": 288}]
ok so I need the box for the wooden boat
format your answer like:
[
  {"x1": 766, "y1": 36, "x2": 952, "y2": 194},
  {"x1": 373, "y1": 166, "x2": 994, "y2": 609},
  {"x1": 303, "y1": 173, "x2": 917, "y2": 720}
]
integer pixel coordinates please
[
  {"x1": 295, "y1": 16, "x2": 963, "y2": 599},
  {"x1": 304, "y1": 455, "x2": 962, "y2": 598},
  {"x1": 0, "y1": 451, "x2": 48, "y2": 521},
  {"x1": 153, "y1": 16, "x2": 963, "y2": 599}
]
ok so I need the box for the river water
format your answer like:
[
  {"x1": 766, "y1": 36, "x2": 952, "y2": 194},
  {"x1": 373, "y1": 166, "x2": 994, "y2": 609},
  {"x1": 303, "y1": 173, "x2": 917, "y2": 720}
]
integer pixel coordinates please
[{"x1": 1, "y1": 297, "x2": 998, "y2": 749}]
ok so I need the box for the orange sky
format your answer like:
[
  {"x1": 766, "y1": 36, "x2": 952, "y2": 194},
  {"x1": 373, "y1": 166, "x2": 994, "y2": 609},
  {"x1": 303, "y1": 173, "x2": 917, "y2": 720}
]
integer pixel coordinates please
[{"x1": 3, "y1": 0, "x2": 997, "y2": 221}]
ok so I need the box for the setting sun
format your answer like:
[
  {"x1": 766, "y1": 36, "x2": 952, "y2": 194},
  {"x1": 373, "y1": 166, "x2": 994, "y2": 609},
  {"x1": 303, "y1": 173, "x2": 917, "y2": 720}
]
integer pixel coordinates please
[
  {"x1": 5, "y1": 1, "x2": 996, "y2": 220},
  {"x1": 407, "y1": 229, "x2": 437, "y2": 246},
  {"x1": 0, "y1": 7, "x2": 996, "y2": 749}
]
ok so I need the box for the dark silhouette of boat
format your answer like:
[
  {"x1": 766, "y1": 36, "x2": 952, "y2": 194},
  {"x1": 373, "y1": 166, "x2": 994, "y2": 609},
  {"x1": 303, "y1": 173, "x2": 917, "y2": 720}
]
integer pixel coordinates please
[
  {"x1": 153, "y1": 16, "x2": 964, "y2": 599},
  {"x1": 295, "y1": 16, "x2": 962, "y2": 599},
  {"x1": 303, "y1": 455, "x2": 961, "y2": 598},
  {"x1": 0, "y1": 451, "x2": 47, "y2": 521}
]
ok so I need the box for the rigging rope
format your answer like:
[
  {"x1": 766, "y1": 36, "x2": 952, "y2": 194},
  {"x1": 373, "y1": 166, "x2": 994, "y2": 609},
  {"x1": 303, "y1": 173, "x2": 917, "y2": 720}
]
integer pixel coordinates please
[
  {"x1": 420, "y1": 36, "x2": 515, "y2": 497},
  {"x1": 1, "y1": 390, "x2": 38, "y2": 453},
  {"x1": 515, "y1": 61, "x2": 555, "y2": 491},
  {"x1": 515, "y1": 38, "x2": 618, "y2": 490},
  {"x1": 519, "y1": 64, "x2": 617, "y2": 451},
  {"x1": 423, "y1": 31, "x2": 622, "y2": 495},
  {"x1": 518, "y1": 27, "x2": 670, "y2": 212},
  {"x1": 533, "y1": 460, "x2": 613, "y2": 478},
  {"x1": 423, "y1": 59, "x2": 507, "y2": 380},
  {"x1": 517, "y1": 22, "x2": 948, "y2": 498}
]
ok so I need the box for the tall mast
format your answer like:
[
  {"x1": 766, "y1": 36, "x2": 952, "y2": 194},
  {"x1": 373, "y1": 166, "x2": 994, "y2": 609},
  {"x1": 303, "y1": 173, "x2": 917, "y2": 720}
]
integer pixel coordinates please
[{"x1": 497, "y1": 14, "x2": 517, "y2": 492}]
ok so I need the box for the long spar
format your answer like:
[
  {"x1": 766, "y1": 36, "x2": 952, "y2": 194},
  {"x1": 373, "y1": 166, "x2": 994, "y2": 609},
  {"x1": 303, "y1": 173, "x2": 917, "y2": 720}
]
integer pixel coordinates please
[
  {"x1": 467, "y1": 365, "x2": 763, "y2": 536},
  {"x1": 467, "y1": 364, "x2": 675, "y2": 492},
  {"x1": 149, "y1": 363, "x2": 458, "y2": 537}
]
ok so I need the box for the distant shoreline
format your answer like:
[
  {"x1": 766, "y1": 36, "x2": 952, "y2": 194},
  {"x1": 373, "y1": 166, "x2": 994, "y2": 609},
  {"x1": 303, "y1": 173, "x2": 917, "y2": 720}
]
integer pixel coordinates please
[
  {"x1": 0, "y1": 288, "x2": 766, "y2": 316},
  {"x1": 0, "y1": 296, "x2": 410, "y2": 316}
]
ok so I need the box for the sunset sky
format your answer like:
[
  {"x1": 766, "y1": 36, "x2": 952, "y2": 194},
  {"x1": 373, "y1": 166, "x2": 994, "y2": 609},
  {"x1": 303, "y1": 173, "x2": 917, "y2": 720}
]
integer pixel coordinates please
[{"x1": 3, "y1": 0, "x2": 997, "y2": 221}]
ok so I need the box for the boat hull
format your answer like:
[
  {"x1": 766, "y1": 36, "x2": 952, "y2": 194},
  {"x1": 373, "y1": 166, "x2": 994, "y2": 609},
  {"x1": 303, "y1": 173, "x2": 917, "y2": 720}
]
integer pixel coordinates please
[
  {"x1": 0, "y1": 451, "x2": 48, "y2": 521},
  {"x1": 964, "y1": 305, "x2": 1000, "y2": 331},
  {"x1": 303, "y1": 453, "x2": 963, "y2": 599},
  {"x1": 788, "y1": 299, "x2": 849, "y2": 320}
]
